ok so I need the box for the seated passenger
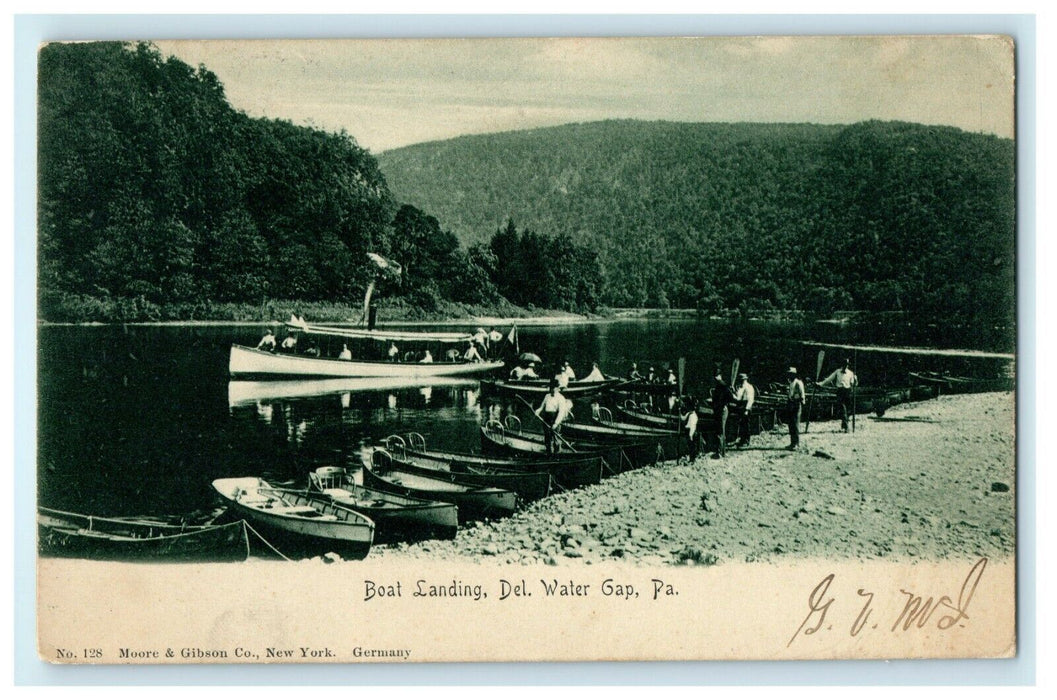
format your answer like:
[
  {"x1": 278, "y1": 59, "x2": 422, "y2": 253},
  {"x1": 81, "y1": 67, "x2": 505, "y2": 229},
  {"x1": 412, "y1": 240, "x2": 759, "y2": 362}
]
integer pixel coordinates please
[
  {"x1": 464, "y1": 342, "x2": 483, "y2": 363},
  {"x1": 387, "y1": 342, "x2": 399, "y2": 362},
  {"x1": 338, "y1": 344, "x2": 352, "y2": 361},
  {"x1": 280, "y1": 332, "x2": 297, "y2": 353},
  {"x1": 583, "y1": 362, "x2": 606, "y2": 382},
  {"x1": 256, "y1": 329, "x2": 277, "y2": 352},
  {"x1": 420, "y1": 350, "x2": 434, "y2": 364}
]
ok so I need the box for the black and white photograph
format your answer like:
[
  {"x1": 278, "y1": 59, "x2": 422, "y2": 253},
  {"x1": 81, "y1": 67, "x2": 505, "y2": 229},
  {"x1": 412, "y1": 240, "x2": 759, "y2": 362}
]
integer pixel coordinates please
[{"x1": 33, "y1": 32, "x2": 1019, "y2": 665}]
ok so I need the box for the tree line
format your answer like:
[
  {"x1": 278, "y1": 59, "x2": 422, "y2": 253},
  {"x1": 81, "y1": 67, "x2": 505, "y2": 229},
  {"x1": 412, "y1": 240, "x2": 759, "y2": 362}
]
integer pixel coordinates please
[
  {"x1": 38, "y1": 42, "x2": 603, "y2": 321},
  {"x1": 379, "y1": 119, "x2": 1015, "y2": 332}
]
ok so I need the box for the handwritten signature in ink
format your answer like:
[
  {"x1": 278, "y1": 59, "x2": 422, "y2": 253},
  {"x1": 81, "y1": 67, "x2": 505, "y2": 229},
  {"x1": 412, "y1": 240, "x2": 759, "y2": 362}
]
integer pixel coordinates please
[{"x1": 788, "y1": 557, "x2": 987, "y2": 647}]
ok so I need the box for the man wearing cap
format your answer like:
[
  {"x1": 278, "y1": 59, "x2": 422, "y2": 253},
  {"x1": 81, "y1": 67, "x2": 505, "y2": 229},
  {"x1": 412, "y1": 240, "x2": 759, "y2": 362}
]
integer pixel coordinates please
[
  {"x1": 786, "y1": 367, "x2": 806, "y2": 450},
  {"x1": 819, "y1": 358, "x2": 858, "y2": 432},
  {"x1": 733, "y1": 372, "x2": 756, "y2": 447},
  {"x1": 709, "y1": 373, "x2": 735, "y2": 458}
]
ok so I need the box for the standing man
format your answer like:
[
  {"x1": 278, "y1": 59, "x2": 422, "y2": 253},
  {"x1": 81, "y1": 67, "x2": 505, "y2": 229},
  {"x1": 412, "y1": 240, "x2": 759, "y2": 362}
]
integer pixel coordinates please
[
  {"x1": 535, "y1": 379, "x2": 571, "y2": 454},
  {"x1": 710, "y1": 373, "x2": 734, "y2": 458},
  {"x1": 819, "y1": 358, "x2": 858, "y2": 432},
  {"x1": 680, "y1": 396, "x2": 701, "y2": 462},
  {"x1": 786, "y1": 367, "x2": 806, "y2": 450},
  {"x1": 733, "y1": 372, "x2": 756, "y2": 447}
]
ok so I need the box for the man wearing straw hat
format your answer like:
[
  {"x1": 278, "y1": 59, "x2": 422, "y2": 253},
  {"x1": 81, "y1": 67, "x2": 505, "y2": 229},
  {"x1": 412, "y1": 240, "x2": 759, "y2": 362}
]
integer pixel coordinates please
[
  {"x1": 733, "y1": 372, "x2": 756, "y2": 447},
  {"x1": 786, "y1": 367, "x2": 806, "y2": 450}
]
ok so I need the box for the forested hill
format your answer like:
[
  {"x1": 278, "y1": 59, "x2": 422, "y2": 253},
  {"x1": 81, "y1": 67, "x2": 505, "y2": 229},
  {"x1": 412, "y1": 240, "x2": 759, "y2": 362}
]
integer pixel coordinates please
[
  {"x1": 378, "y1": 120, "x2": 1015, "y2": 329},
  {"x1": 39, "y1": 42, "x2": 532, "y2": 321}
]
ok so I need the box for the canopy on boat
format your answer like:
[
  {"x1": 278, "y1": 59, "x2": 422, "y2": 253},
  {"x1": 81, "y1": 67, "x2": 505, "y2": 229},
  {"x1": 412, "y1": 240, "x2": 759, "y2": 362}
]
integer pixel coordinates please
[{"x1": 286, "y1": 321, "x2": 474, "y2": 344}]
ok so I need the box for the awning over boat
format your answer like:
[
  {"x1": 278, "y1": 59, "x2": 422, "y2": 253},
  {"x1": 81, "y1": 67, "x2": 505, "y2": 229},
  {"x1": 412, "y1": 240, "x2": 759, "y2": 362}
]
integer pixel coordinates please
[{"x1": 287, "y1": 321, "x2": 474, "y2": 344}]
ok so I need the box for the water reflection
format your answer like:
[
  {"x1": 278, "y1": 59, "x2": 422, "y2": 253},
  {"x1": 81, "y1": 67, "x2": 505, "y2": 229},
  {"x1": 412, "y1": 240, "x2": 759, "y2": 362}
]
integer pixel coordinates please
[{"x1": 37, "y1": 319, "x2": 1015, "y2": 519}]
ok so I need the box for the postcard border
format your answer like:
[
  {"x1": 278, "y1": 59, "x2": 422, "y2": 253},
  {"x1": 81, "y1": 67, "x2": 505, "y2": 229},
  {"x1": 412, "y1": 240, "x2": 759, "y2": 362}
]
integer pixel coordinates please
[{"x1": 12, "y1": 11, "x2": 1037, "y2": 686}]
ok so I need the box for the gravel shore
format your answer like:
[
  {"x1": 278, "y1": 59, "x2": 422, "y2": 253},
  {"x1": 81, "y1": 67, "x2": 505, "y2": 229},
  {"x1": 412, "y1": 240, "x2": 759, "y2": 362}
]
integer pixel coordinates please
[{"x1": 368, "y1": 391, "x2": 1016, "y2": 566}]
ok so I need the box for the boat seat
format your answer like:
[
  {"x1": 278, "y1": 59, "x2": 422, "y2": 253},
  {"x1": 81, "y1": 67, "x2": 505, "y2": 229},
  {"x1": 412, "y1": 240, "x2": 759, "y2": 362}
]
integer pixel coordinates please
[{"x1": 272, "y1": 505, "x2": 326, "y2": 518}]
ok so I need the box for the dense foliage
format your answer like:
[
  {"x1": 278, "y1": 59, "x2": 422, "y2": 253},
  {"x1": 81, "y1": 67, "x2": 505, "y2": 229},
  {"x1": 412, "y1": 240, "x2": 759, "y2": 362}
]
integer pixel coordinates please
[
  {"x1": 39, "y1": 42, "x2": 592, "y2": 321},
  {"x1": 379, "y1": 120, "x2": 1015, "y2": 330}
]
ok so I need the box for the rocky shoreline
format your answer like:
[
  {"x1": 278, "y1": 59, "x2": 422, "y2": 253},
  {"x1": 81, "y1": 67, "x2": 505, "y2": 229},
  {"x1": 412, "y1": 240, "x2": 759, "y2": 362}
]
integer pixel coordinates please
[{"x1": 367, "y1": 391, "x2": 1016, "y2": 566}]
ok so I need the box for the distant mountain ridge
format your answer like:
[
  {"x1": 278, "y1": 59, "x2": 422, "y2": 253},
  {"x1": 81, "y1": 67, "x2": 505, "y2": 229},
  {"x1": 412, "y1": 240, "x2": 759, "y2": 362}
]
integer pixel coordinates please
[{"x1": 377, "y1": 119, "x2": 1014, "y2": 330}]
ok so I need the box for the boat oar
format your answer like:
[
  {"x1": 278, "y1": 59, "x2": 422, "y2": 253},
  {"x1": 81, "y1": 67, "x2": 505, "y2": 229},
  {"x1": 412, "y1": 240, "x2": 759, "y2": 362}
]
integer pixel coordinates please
[
  {"x1": 805, "y1": 350, "x2": 825, "y2": 433},
  {"x1": 851, "y1": 350, "x2": 857, "y2": 433},
  {"x1": 677, "y1": 356, "x2": 686, "y2": 398},
  {"x1": 514, "y1": 394, "x2": 578, "y2": 453},
  {"x1": 730, "y1": 358, "x2": 740, "y2": 387}
]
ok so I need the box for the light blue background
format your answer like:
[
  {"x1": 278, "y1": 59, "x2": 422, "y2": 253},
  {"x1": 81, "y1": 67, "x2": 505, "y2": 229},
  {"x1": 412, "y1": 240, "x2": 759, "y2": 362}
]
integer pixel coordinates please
[{"x1": 13, "y1": 13, "x2": 1036, "y2": 686}]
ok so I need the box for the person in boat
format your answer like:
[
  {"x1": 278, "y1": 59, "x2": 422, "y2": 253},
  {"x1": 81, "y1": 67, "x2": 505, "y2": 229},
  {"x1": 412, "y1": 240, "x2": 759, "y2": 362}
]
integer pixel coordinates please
[
  {"x1": 583, "y1": 362, "x2": 606, "y2": 382},
  {"x1": 785, "y1": 366, "x2": 806, "y2": 450},
  {"x1": 680, "y1": 395, "x2": 701, "y2": 461},
  {"x1": 733, "y1": 372, "x2": 756, "y2": 447},
  {"x1": 488, "y1": 328, "x2": 503, "y2": 358},
  {"x1": 510, "y1": 362, "x2": 539, "y2": 380},
  {"x1": 709, "y1": 373, "x2": 735, "y2": 458},
  {"x1": 646, "y1": 366, "x2": 657, "y2": 383},
  {"x1": 420, "y1": 349, "x2": 434, "y2": 363},
  {"x1": 473, "y1": 328, "x2": 488, "y2": 350},
  {"x1": 464, "y1": 342, "x2": 484, "y2": 363},
  {"x1": 629, "y1": 362, "x2": 643, "y2": 381},
  {"x1": 256, "y1": 329, "x2": 277, "y2": 352},
  {"x1": 666, "y1": 367, "x2": 679, "y2": 410},
  {"x1": 303, "y1": 340, "x2": 320, "y2": 358},
  {"x1": 338, "y1": 344, "x2": 352, "y2": 361},
  {"x1": 558, "y1": 361, "x2": 576, "y2": 385},
  {"x1": 819, "y1": 358, "x2": 858, "y2": 432},
  {"x1": 387, "y1": 342, "x2": 399, "y2": 362},
  {"x1": 280, "y1": 331, "x2": 298, "y2": 353},
  {"x1": 535, "y1": 378, "x2": 572, "y2": 454}
]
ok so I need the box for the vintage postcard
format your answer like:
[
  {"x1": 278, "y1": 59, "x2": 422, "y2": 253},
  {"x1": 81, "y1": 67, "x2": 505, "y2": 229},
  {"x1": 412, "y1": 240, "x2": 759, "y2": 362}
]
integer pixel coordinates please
[{"x1": 35, "y1": 35, "x2": 1017, "y2": 664}]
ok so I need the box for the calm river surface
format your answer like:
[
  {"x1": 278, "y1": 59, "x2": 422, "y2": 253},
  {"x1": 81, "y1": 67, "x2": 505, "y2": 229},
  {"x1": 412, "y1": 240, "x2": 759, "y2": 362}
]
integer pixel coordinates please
[{"x1": 37, "y1": 319, "x2": 1013, "y2": 519}]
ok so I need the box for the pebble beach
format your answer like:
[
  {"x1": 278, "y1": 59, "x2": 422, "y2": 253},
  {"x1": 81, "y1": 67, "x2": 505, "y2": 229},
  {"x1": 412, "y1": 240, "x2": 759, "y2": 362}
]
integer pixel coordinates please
[{"x1": 368, "y1": 391, "x2": 1016, "y2": 566}]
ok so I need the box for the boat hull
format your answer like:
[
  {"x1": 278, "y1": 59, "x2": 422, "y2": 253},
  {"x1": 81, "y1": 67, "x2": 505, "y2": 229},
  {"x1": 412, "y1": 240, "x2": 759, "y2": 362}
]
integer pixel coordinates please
[
  {"x1": 480, "y1": 378, "x2": 623, "y2": 399},
  {"x1": 230, "y1": 344, "x2": 503, "y2": 379},
  {"x1": 362, "y1": 463, "x2": 517, "y2": 522},
  {"x1": 305, "y1": 488, "x2": 457, "y2": 543},
  {"x1": 383, "y1": 450, "x2": 552, "y2": 502},
  {"x1": 37, "y1": 508, "x2": 250, "y2": 563},
  {"x1": 479, "y1": 427, "x2": 655, "y2": 473},
  {"x1": 390, "y1": 443, "x2": 605, "y2": 492},
  {"x1": 212, "y1": 478, "x2": 374, "y2": 560}
]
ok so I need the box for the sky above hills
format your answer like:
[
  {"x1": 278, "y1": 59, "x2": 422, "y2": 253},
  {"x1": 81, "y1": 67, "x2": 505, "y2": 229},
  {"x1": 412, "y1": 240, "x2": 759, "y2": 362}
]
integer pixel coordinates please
[{"x1": 155, "y1": 36, "x2": 1014, "y2": 153}]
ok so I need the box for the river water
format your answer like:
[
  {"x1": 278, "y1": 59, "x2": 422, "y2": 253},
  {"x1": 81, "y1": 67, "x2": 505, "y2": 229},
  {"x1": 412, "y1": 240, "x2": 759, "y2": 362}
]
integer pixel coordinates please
[{"x1": 37, "y1": 319, "x2": 1013, "y2": 519}]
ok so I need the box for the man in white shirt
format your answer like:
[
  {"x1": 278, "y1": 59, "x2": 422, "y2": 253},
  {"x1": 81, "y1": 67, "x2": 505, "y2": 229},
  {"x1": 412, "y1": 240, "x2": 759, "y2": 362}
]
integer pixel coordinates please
[
  {"x1": 280, "y1": 331, "x2": 297, "y2": 353},
  {"x1": 535, "y1": 380, "x2": 572, "y2": 454},
  {"x1": 786, "y1": 367, "x2": 806, "y2": 450},
  {"x1": 256, "y1": 329, "x2": 276, "y2": 352},
  {"x1": 733, "y1": 372, "x2": 756, "y2": 447},
  {"x1": 819, "y1": 358, "x2": 858, "y2": 432}
]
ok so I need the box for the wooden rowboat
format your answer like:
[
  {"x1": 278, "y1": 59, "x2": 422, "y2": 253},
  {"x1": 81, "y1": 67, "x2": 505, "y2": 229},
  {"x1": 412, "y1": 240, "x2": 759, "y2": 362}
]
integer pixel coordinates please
[
  {"x1": 380, "y1": 447, "x2": 552, "y2": 502},
  {"x1": 362, "y1": 454, "x2": 517, "y2": 522},
  {"x1": 480, "y1": 378, "x2": 625, "y2": 399},
  {"x1": 479, "y1": 423, "x2": 654, "y2": 472},
  {"x1": 306, "y1": 467, "x2": 458, "y2": 541},
  {"x1": 212, "y1": 477, "x2": 375, "y2": 559},
  {"x1": 384, "y1": 434, "x2": 604, "y2": 492},
  {"x1": 229, "y1": 344, "x2": 503, "y2": 379},
  {"x1": 37, "y1": 507, "x2": 251, "y2": 562}
]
